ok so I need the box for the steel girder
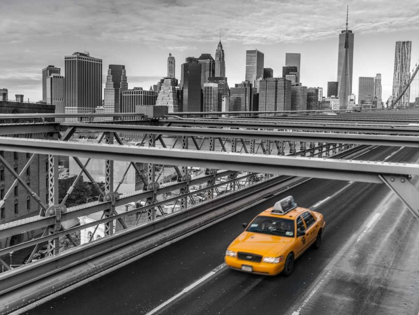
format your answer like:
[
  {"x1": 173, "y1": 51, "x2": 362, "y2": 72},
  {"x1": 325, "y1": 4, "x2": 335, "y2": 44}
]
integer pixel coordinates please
[
  {"x1": 0, "y1": 123, "x2": 61, "y2": 135},
  {"x1": 58, "y1": 123, "x2": 419, "y2": 147}
]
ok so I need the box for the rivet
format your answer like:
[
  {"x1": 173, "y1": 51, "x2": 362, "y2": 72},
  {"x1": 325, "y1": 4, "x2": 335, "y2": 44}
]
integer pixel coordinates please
[
  {"x1": 400, "y1": 178, "x2": 405, "y2": 183},
  {"x1": 390, "y1": 177, "x2": 395, "y2": 182}
]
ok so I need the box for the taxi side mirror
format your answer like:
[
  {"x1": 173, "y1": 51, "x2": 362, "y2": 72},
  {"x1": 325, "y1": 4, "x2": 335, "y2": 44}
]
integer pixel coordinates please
[
  {"x1": 242, "y1": 223, "x2": 248, "y2": 229},
  {"x1": 297, "y1": 230, "x2": 306, "y2": 237}
]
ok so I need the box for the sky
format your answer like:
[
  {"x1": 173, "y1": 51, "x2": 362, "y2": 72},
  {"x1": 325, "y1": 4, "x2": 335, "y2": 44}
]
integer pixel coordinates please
[{"x1": 1, "y1": 0, "x2": 419, "y2": 103}]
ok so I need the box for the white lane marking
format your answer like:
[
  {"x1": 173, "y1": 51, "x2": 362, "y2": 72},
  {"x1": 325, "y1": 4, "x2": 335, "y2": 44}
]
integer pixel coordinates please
[
  {"x1": 356, "y1": 213, "x2": 381, "y2": 244},
  {"x1": 384, "y1": 146, "x2": 404, "y2": 161},
  {"x1": 146, "y1": 263, "x2": 226, "y2": 315},
  {"x1": 310, "y1": 181, "x2": 353, "y2": 209}
]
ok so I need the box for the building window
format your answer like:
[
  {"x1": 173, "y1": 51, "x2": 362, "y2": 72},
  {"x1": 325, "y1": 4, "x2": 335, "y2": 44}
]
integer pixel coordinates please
[
  {"x1": 14, "y1": 152, "x2": 18, "y2": 160},
  {"x1": 0, "y1": 151, "x2": 3, "y2": 158},
  {"x1": 14, "y1": 186, "x2": 18, "y2": 196},
  {"x1": 0, "y1": 189, "x2": 4, "y2": 200},
  {"x1": 27, "y1": 199, "x2": 31, "y2": 210},
  {"x1": 26, "y1": 167, "x2": 30, "y2": 176},
  {"x1": 0, "y1": 170, "x2": 3, "y2": 181},
  {"x1": 14, "y1": 202, "x2": 18, "y2": 214},
  {"x1": 26, "y1": 153, "x2": 31, "y2": 159},
  {"x1": 0, "y1": 207, "x2": 4, "y2": 219},
  {"x1": 45, "y1": 161, "x2": 49, "y2": 172},
  {"x1": 46, "y1": 194, "x2": 49, "y2": 203},
  {"x1": 14, "y1": 166, "x2": 18, "y2": 174}
]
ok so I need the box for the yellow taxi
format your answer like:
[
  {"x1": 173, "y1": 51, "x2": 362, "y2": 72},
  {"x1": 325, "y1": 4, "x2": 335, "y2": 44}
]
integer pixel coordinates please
[{"x1": 225, "y1": 196, "x2": 325, "y2": 276}]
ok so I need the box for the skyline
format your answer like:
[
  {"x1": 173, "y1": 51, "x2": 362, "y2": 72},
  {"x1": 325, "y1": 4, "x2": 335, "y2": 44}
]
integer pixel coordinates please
[{"x1": 1, "y1": 0, "x2": 419, "y2": 104}]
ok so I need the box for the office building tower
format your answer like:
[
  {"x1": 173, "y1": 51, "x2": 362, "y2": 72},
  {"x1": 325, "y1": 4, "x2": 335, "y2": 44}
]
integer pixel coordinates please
[
  {"x1": 318, "y1": 87, "x2": 323, "y2": 101},
  {"x1": 337, "y1": 9, "x2": 354, "y2": 109},
  {"x1": 0, "y1": 89, "x2": 8, "y2": 101},
  {"x1": 168, "y1": 53, "x2": 176, "y2": 78},
  {"x1": 282, "y1": 66, "x2": 299, "y2": 85},
  {"x1": 358, "y1": 77, "x2": 375, "y2": 104},
  {"x1": 392, "y1": 41, "x2": 412, "y2": 108},
  {"x1": 203, "y1": 83, "x2": 221, "y2": 112},
  {"x1": 156, "y1": 78, "x2": 180, "y2": 112},
  {"x1": 42, "y1": 65, "x2": 60, "y2": 102},
  {"x1": 327, "y1": 81, "x2": 339, "y2": 97},
  {"x1": 198, "y1": 54, "x2": 215, "y2": 87},
  {"x1": 181, "y1": 58, "x2": 202, "y2": 112},
  {"x1": 64, "y1": 52, "x2": 102, "y2": 116},
  {"x1": 46, "y1": 74, "x2": 65, "y2": 119},
  {"x1": 208, "y1": 77, "x2": 229, "y2": 97},
  {"x1": 245, "y1": 50, "x2": 264, "y2": 86},
  {"x1": 230, "y1": 81, "x2": 254, "y2": 111},
  {"x1": 258, "y1": 78, "x2": 291, "y2": 112},
  {"x1": 263, "y1": 68, "x2": 274, "y2": 79},
  {"x1": 291, "y1": 86, "x2": 308, "y2": 111},
  {"x1": 307, "y1": 88, "x2": 319, "y2": 110},
  {"x1": 374, "y1": 73, "x2": 382, "y2": 105},
  {"x1": 121, "y1": 87, "x2": 157, "y2": 114},
  {"x1": 215, "y1": 41, "x2": 226, "y2": 77},
  {"x1": 285, "y1": 53, "x2": 301, "y2": 83},
  {"x1": 104, "y1": 65, "x2": 127, "y2": 116}
]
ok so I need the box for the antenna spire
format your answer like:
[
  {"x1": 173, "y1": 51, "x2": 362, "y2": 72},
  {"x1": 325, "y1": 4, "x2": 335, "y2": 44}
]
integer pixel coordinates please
[{"x1": 346, "y1": 6, "x2": 349, "y2": 32}]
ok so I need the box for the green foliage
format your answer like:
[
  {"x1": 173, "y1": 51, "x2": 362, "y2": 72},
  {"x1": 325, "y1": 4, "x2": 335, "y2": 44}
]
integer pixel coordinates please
[{"x1": 58, "y1": 176, "x2": 104, "y2": 208}]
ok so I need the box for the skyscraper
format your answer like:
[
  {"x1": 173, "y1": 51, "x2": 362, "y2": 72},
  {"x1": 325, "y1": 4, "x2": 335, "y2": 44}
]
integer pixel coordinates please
[
  {"x1": 203, "y1": 83, "x2": 221, "y2": 112},
  {"x1": 337, "y1": 8, "x2": 354, "y2": 109},
  {"x1": 198, "y1": 54, "x2": 215, "y2": 87},
  {"x1": 42, "y1": 65, "x2": 60, "y2": 102},
  {"x1": 358, "y1": 77, "x2": 375, "y2": 104},
  {"x1": 327, "y1": 81, "x2": 339, "y2": 97},
  {"x1": 307, "y1": 88, "x2": 320, "y2": 110},
  {"x1": 215, "y1": 41, "x2": 225, "y2": 77},
  {"x1": 168, "y1": 53, "x2": 176, "y2": 78},
  {"x1": 0, "y1": 88, "x2": 8, "y2": 101},
  {"x1": 245, "y1": 50, "x2": 264, "y2": 86},
  {"x1": 156, "y1": 78, "x2": 180, "y2": 112},
  {"x1": 285, "y1": 53, "x2": 301, "y2": 83},
  {"x1": 64, "y1": 52, "x2": 102, "y2": 115},
  {"x1": 121, "y1": 87, "x2": 157, "y2": 114},
  {"x1": 392, "y1": 41, "x2": 412, "y2": 108},
  {"x1": 291, "y1": 86, "x2": 308, "y2": 111},
  {"x1": 181, "y1": 57, "x2": 202, "y2": 112},
  {"x1": 263, "y1": 68, "x2": 274, "y2": 79},
  {"x1": 104, "y1": 65, "x2": 127, "y2": 115},
  {"x1": 46, "y1": 74, "x2": 65, "y2": 119},
  {"x1": 374, "y1": 73, "x2": 382, "y2": 106},
  {"x1": 230, "y1": 81, "x2": 254, "y2": 111},
  {"x1": 259, "y1": 78, "x2": 291, "y2": 112}
]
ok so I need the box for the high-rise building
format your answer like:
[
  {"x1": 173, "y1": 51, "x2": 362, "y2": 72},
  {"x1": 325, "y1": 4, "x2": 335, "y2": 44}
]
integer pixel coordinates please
[
  {"x1": 318, "y1": 87, "x2": 323, "y2": 101},
  {"x1": 208, "y1": 77, "x2": 229, "y2": 98},
  {"x1": 42, "y1": 65, "x2": 60, "y2": 102},
  {"x1": 245, "y1": 50, "x2": 264, "y2": 86},
  {"x1": 121, "y1": 87, "x2": 157, "y2": 114},
  {"x1": 230, "y1": 81, "x2": 254, "y2": 111},
  {"x1": 0, "y1": 89, "x2": 8, "y2": 101},
  {"x1": 168, "y1": 53, "x2": 176, "y2": 78},
  {"x1": 358, "y1": 77, "x2": 375, "y2": 105},
  {"x1": 181, "y1": 57, "x2": 202, "y2": 112},
  {"x1": 374, "y1": 73, "x2": 382, "y2": 105},
  {"x1": 203, "y1": 83, "x2": 221, "y2": 112},
  {"x1": 282, "y1": 66, "x2": 299, "y2": 85},
  {"x1": 337, "y1": 10, "x2": 354, "y2": 109},
  {"x1": 263, "y1": 68, "x2": 274, "y2": 79},
  {"x1": 215, "y1": 41, "x2": 226, "y2": 77},
  {"x1": 156, "y1": 78, "x2": 180, "y2": 112},
  {"x1": 104, "y1": 65, "x2": 127, "y2": 115},
  {"x1": 259, "y1": 78, "x2": 291, "y2": 112},
  {"x1": 291, "y1": 86, "x2": 308, "y2": 111},
  {"x1": 307, "y1": 88, "x2": 319, "y2": 110},
  {"x1": 64, "y1": 52, "x2": 102, "y2": 116},
  {"x1": 198, "y1": 54, "x2": 215, "y2": 87},
  {"x1": 285, "y1": 53, "x2": 301, "y2": 83},
  {"x1": 392, "y1": 41, "x2": 412, "y2": 108},
  {"x1": 327, "y1": 81, "x2": 339, "y2": 97},
  {"x1": 46, "y1": 74, "x2": 65, "y2": 119}
]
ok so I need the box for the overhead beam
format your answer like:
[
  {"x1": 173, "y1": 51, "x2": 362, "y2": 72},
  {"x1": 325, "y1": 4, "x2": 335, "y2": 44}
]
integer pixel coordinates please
[
  {"x1": 0, "y1": 123, "x2": 61, "y2": 135},
  {"x1": 60, "y1": 123, "x2": 419, "y2": 147}
]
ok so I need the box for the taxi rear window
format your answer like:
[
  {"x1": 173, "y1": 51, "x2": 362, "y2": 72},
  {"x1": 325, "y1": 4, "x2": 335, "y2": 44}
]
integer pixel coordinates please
[{"x1": 247, "y1": 216, "x2": 295, "y2": 237}]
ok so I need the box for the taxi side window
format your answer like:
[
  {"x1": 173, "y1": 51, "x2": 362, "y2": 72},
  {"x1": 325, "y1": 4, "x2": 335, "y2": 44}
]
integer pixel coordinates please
[
  {"x1": 302, "y1": 211, "x2": 316, "y2": 228},
  {"x1": 296, "y1": 216, "x2": 305, "y2": 232}
]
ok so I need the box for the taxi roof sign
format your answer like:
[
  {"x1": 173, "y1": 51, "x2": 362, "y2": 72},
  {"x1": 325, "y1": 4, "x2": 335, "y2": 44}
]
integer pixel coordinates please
[{"x1": 272, "y1": 196, "x2": 297, "y2": 215}]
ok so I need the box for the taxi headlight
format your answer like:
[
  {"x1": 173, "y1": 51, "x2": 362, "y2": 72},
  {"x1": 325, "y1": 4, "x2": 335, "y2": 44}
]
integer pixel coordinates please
[
  {"x1": 263, "y1": 256, "x2": 284, "y2": 264},
  {"x1": 225, "y1": 250, "x2": 237, "y2": 257}
]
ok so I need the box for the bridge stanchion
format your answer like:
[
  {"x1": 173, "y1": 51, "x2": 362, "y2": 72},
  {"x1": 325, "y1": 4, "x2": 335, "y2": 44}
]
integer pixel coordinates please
[
  {"x1": 104, "y1": 132, "x2": 115, "y2": 236},
  {"x1": 47, "y1": 152, "x2": 59, "y2": 256},
  {"x1": 309, "y1": 142, "x2": 315, "y2": 157},
  {"x1": 146, "y1": 134, "x2": 157, "y2": 220},
  {"x1": 206, "y1": 137, "x2": 216, "y2": 200},
  {"x1": 229, "y1": 138, "x2": 238, "y2": 192},
  {"x1": 179, "y1": 136, "x2": 189, "y2": 210},
  {"x1": 300, "y1": 141, "x2": 306, "y2": 157},
  {"x1": 249, "y1": 136, "x2": 256, "y2": 185},
  {"x1": 325, "y1": 143, "x2": 331, "y2": 157},
  {"x1": 332, "y1": 143, "x2": 337, "y2": 155}
]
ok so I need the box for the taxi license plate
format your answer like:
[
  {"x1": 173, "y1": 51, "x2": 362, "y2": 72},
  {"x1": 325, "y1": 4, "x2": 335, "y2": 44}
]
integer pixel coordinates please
[{"x1": 241, "y1": 265, "x2": 253, "y2": 272}]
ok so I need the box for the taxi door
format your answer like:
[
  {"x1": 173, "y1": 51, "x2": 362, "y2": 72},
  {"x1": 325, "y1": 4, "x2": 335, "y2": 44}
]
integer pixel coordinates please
[
  {"x1": 301, "y1": 211, "x2": 317, "y2": 247},
  {"x1": 295, "y1": 216, "x2": 307, "y2": 257}
]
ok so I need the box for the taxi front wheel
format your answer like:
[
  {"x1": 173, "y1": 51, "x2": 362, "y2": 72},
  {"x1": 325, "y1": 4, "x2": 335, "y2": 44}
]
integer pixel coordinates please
[{"x1": 283, "y1": 253, "x2": 294, "y2": 276}]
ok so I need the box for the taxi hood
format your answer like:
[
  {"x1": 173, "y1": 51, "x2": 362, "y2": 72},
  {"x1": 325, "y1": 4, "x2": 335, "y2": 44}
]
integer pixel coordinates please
[{"x1": 229, "y1": 232, "x2": 293, "y2": 257}]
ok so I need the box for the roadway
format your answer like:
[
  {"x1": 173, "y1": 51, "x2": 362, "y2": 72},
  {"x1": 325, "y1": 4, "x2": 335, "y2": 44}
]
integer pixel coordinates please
[{"x1": 25, "y1": 146, "x2": 419, "y2": 315}]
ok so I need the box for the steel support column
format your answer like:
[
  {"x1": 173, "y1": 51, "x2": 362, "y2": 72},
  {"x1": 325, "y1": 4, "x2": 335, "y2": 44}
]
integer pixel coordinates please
[
  {"x1": 104, "y1": 133, "x2": 114, "y2": 236},
  {"x1": 146, "y1": 134, "x2": 158, "y2": 221},
  {"x1": 179, "y1": 136, "x2": 189, "y2": 210}
]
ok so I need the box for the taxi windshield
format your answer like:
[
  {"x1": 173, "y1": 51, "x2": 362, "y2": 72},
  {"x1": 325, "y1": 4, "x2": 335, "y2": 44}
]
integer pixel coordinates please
[{"x1": 246, "y1": 216, "x2": 295, "y2": 237}]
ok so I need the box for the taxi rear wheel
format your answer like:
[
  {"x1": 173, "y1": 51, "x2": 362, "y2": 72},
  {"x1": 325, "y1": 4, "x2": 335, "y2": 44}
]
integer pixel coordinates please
[{"x1": 283, "y1": 253, "x2": 294, "y2": 276}]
